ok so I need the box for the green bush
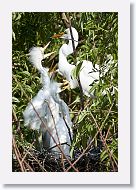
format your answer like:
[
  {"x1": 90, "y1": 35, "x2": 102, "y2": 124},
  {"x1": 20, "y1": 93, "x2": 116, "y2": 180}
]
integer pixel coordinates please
[{"x1": 12, "y1": 12, "x2": 118, "y2": 172}]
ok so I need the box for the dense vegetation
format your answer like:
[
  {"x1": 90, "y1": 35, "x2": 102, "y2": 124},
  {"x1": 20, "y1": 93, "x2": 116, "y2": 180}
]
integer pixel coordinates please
[{"x1": 12, "y1": 12, "x2": 118, "y2": 172}]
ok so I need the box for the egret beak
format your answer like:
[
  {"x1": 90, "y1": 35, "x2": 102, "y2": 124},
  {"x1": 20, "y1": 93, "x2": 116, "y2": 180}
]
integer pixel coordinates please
[
  {"x1": 43, "y1": 51, "x2": 55, "y2": 59},
  {"x1": 51, "y1": 32, "x2": 77, "y2": 41},
  {"x1": 43, "y1": 41, "x2": 51, "y2": 51},
  {"x1": 42, "y1": 42, "x2": 56, "y2": 59},
  {"x1": 51, "y1": 32, "x2": 64, "y2": 39}
]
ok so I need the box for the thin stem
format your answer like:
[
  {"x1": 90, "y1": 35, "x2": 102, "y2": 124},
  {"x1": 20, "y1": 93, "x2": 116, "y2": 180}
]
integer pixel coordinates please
[
  {"x1": 65, "y1": 103, "x2": 117, "y2": 172},
  {"x1": 46, "y1": 100, "x2": 61, "y2": 147},
  {"x1": 12, "y1": 136, "x2": 25, "y2": 172}
]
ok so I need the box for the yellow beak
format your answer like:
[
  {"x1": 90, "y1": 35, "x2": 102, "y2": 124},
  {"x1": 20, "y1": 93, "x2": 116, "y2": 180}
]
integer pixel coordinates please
[
  {"x1": 51, "y1": 32, "x2": 64, "y2": 39},
  {"x1": 42, "y1": 42, "x2": 55, "y2": 59},
  {"x1": 43, "y1": 41, "x2": 51, "y2": 50}
]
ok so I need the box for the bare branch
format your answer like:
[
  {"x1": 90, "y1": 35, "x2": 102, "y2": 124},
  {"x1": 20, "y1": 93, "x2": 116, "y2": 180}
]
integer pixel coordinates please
[
  {"x1": 65, "y1": 103, "x2": 117, "y2": 172},
  {"x1": 61, "y1": 13, "x2": 70, "y2": 28},
  {"x1": 12, "y1": 136, "x2": 25, "y2": 172}
]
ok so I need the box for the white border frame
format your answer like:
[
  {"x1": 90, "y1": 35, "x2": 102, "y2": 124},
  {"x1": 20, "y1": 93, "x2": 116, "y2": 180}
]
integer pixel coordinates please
[{"x1": 0, "y1": 0, "x2": 130, "y2": 184}]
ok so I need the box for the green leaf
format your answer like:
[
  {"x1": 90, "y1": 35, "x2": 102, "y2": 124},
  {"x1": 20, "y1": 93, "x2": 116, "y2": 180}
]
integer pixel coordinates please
[
  {"x1": 78, "y1": 111, "x2": 88, "y2": 123},
  {"x1": 12, "y1": 97, "x2": 20, "y2": 103},
  {"x1": 100, "y1": 150, "x2": 108, "y2": 162},
  {"x1": 106, "y1": 89, "x2": 112, "y2": 104},
  {"x1": 21, "y1": 71, "x2": 30, "y2": 76},
  {"x1": 12, "y1": 31, "x2": 16, "y2": 41},
  {"x1": 72, "y1": 61, "x2": 83, "y2": 79}
]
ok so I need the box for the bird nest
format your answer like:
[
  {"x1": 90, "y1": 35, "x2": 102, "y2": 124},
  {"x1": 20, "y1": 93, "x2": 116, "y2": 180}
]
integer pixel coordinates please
[{"x1": 12, "y1": 144, "x2": 113, "y2": 172}]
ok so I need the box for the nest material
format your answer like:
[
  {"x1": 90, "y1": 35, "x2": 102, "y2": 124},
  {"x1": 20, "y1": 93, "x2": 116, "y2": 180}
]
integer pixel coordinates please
[{"x1": 12, "y1": 144, "x2": 115, "y2": 172}]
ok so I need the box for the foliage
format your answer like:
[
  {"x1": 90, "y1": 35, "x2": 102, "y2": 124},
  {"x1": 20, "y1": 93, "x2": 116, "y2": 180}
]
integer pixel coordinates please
[{"x1": 12, "y1": 12, "x2": 118, "y2": 172}]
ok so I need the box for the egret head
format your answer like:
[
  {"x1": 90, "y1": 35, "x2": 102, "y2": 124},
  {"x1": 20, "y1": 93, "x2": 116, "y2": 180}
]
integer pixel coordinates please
[
  {"x1": 28, "y1": 42, "x2": 54, "y2": 72},
  {"x1": 29, "y1": 47, "x2": 44, "y2": 62},
  {"x1": 52, "y1": 27, "x2": 78, "y2": 42},
  {"x1": 62, "y1": 27, "x2": 78, "y2": 41}
]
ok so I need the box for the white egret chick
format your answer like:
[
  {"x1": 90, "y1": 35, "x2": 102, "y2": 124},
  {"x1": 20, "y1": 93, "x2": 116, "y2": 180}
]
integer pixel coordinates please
[
  {"x1": 23, "y1": 44, "x2": 52, "y2": 131},
  {"x1": 43, "y1": 81, "x2": 73, "y2": 158},
  {"x1": 52, "y1": 27, "x2": 99, "y2": 97},
  {"x1": 23, "y1": 44, "x2": 73, "y2": 158}
]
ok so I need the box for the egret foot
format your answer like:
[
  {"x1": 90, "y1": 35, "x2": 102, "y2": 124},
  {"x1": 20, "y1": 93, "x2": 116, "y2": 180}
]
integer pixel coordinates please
[{"x1": 61, "y1": 80, "x2": 70, "y2": 91}]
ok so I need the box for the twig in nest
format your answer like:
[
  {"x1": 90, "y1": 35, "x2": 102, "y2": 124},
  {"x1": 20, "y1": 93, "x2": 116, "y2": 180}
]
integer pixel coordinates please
[
  {"x1": 89, "y1": 110, "x2": 116, "y2": 172},
  {"x1": 65, "y1": 104, "x2": 117, "y2": 172},
  {"x1": 12, "y1": 136, "x2": 25, "y2": 172}
]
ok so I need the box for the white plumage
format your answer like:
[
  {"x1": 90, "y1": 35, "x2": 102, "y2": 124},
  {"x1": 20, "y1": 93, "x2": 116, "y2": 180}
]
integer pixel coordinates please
[
  {"x1": 23, "y1": 45, "x2": 73, "y2": 158},
  {"x1": 58, "y1": 27, "x2": 99, "y2": 97}
]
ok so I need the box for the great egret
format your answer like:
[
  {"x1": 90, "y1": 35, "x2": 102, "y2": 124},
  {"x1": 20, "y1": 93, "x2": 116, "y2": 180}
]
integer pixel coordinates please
[
  {"x1": 52, "y1": 27, "x2": 99, "y2": 97},
  {"x1": 23, "y1": 44, "x2": 73, "y2": 158}
]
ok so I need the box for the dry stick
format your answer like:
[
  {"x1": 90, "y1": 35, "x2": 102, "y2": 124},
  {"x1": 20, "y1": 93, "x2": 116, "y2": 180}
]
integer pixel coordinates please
[
  {"x1": 21, "y1": 141, "x2": 35, "y2": 164},
  {"x1": 104, "y1": 125, "x2": 112, "y2": 142},
  {"x1": 12, "y1": 108, "x2": 18, "y2": 122},
  {"x1": 98, "y1": 106, "x2": 118, "y2": 168},
  {"x1": 45, "y1": 101, "x2": 65, "y2": 170},
  {"x1": 19, "y1": 139, "x2": 34, "y2": 172},
  {"x1": 61, "y1": 13, "x2": 84, "y2": 110},
  {"x1": 14, "y1": 136, "x2": 46, "y2": 172},
  {"x1": 91, "y1": 106, "x2": 118, "y2": 169},
  {"x1": 19, "y1": 141, "x2": 47, "y2": 172},
  {"x1": 13, "y1": 108, "x2": 34, "y2": 172},
  {"x1": 61, "y1": 154, "x2": 66, "y2": 172},
  {"x1": 89, "y1": 111, "x2": 116, "y2": 172},
  {"x1": 12, "y1": 111, "x2": 30, "y2": 171},
  {"x1": 22, "y1": 160, "x2": 34, "y2": 172},
  {"x1": 45, "y1": 101, "x2": 61, "y2": 147},
  {"x1": 23, "y1": 150, "x2": 47, "y2": 172},
  {"x1": 66, "y1": 127, "x2": 100, "y2": 172},
  {"x1": 63, "y1": 116, "x2": 73, "y2": 144},
  {"x1": 59, "y1": 100, "x2": 73, "y2": 143},
  {"x1": 72, "y1": 101, "x2": 90, "y2": 129},
  {"x1": 61, "y1": 13, "x2": 70, "y2": 28},
  {"x1": 103, "y1": 125, "x2": 118, "y2": 167},
  {"x1": 93, "y1": 103, "x2": 118, "y2": 170},
  {"x1": 13, "y1": 136, "x2": 26, "y2": 171},
  {"x1": 13, "y1": 75, "x2": 78, "y2": 172},
  {"x1": 65, "y1": 103, "x2": 116, "y2": 172},
  {"x1": 12, "y1": 136, "x2": 25, "y2": 172}
]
